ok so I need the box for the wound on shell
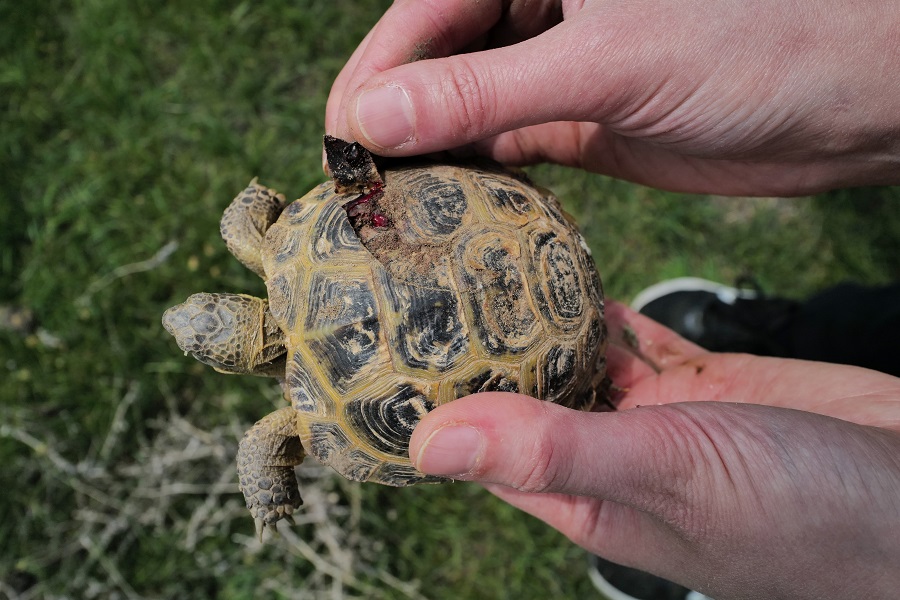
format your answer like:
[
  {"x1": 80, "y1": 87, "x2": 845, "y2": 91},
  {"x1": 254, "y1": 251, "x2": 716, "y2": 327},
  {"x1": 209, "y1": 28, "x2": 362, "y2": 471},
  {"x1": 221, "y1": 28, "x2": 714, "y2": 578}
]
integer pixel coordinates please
[{"x1": 325, "y1": 135, "x2": 393, "y2": 242}]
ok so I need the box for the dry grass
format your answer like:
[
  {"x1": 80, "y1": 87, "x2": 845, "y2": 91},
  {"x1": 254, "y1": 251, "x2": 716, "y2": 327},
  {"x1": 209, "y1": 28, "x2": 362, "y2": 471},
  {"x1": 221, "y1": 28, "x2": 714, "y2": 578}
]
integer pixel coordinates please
[{"x1": 2, "y1": 385, "x2": 428, "y2": 599}]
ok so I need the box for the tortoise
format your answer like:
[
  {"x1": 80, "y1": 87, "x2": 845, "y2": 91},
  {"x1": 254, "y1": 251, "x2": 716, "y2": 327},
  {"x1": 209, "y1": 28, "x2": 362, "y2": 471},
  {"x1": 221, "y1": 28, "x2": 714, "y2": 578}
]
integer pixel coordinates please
[{"x1": 162, "y1": 138, "x2": 609, "y2": 536}]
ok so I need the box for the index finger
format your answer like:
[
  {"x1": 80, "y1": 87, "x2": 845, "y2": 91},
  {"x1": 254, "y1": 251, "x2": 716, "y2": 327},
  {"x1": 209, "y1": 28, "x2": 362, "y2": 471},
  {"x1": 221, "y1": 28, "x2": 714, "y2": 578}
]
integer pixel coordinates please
[{"x1": 325, "y1": 0, "x2": 504, "y2": 141}]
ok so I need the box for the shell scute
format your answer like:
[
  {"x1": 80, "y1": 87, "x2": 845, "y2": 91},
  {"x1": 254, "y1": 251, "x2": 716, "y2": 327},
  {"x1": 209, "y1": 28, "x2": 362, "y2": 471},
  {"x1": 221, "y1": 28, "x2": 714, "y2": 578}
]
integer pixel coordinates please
[
  {"x1": 376, "y1": 267, "x2": 470, "y2": 373},
  {"x1": 341, "y1": 449, "x2": 381, "y2": 482},
  {"x1": 451, "y1": 364, "x2": 520, "y2": 398},
  {"x1": 523, "y1": 227, "x2": 585, "y2": 329},
  {"x1": 286, "y1": 349, "x2": 335, "y2": 418},
  {"x1": 343, "y1": 383, "x2": 434, "y2": 457},
  {"x1": 281, "y1": 195, "x2": 319, "y2": 225},
  {"x1": 536, "y1": 342, "x2": 579, "y2": 404},
  {"x1": 374, "y1": 463, "x2": 445, "y2": 486},
  {"x1": 311, "y1": 201, "x2": 366, "y2": 263},
  {"x1": 454, "y1": 231, "x2": 542, "y2": 355},
  {"x1": 392, "y1": 169, "x2": 470, "y2": 239},
  {"x1": 303, "y1": 272, "x2": 386, "y2": 394},
  {"x1": 266, "y1": 270, "x2": 304, "y2": 331},
  {"x1": 305, "y1": 421, "x2": 352, "y2": 466},
  {"x1": 473, "y1": 171, "x2": 543, "y2": 226}
]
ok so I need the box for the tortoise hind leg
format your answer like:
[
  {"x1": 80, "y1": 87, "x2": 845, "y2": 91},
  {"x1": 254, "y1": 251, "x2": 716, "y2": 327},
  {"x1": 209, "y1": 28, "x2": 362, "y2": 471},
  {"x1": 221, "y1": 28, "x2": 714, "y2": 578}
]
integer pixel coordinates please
[
  {"x1": 237, "y1": 406, "x2": 304, "y2": 539},
  {"x1": 220, "y1": 180, "x2": 287, "y2": 278}
]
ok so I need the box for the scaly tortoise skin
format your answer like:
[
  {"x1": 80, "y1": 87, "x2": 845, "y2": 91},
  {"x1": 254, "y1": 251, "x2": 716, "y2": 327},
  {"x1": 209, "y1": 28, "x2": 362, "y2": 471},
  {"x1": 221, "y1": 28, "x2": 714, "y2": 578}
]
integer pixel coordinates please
[{"x1": 163, "y1": 159, "x2": 608, "y2": 536}]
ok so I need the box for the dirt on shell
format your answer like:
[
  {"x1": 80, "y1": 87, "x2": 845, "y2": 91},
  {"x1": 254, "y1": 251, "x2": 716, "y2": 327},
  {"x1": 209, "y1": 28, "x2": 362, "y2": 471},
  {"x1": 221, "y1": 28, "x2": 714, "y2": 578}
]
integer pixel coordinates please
[{"x1": 346, "y1": 181, "x2": 452, "y2": 286}]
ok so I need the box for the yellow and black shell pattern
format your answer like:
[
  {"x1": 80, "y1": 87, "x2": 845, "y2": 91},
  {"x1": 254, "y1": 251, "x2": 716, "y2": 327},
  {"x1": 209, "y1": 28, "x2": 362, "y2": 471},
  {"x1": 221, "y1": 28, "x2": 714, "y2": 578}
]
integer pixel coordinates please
[{"x1": 260, "y1": 162, "x2": 607, "y2": 486}]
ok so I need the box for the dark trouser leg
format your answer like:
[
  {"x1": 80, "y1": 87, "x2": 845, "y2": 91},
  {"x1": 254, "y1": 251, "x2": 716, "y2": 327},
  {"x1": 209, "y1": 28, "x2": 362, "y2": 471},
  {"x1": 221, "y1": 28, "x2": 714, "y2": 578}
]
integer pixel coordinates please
[{"x1": 784, "y1": 282, "x2": 900, "y2": 377}]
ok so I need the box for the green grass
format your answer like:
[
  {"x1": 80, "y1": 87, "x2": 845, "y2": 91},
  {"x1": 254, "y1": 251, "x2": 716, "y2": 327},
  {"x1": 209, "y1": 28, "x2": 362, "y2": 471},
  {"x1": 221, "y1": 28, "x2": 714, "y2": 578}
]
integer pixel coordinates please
[{"x1": 2, "y1": 1, "x2": 899, "y2": 598}]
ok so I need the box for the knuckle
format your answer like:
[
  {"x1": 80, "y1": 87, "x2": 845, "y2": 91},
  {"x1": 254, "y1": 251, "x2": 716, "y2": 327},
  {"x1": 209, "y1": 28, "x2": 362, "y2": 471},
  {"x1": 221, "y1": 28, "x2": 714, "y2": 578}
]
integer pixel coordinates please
[
  {"x1": 440, "y1": 59, "x2": 493, "y2": 137},
  {"x1": 640, "y1": 404, "x2": 738, "y2": 538},
  {"x1": 512, "y1": 410, "x2": 571, "y2": 494}
]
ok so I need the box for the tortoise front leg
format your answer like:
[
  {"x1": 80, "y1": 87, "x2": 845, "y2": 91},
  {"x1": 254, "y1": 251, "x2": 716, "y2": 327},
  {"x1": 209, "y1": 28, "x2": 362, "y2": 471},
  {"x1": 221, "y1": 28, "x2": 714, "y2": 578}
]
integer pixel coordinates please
[
  {"x1": 220, "y1": 180, "x2": 287, "y2": 278},
  {"x1": 236, "y1": 406, "x2": 304, "y2": 539}
]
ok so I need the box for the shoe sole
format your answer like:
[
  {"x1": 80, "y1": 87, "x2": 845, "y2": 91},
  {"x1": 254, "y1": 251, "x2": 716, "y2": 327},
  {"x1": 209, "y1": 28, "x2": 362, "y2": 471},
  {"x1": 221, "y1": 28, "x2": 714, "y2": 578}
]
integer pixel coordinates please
[
  {"x1": 631, "y1": 277, "x2": 759, "y2": 312},
  {"x1": 587, "y1": 563, "x2": 713, "y2": 600}
]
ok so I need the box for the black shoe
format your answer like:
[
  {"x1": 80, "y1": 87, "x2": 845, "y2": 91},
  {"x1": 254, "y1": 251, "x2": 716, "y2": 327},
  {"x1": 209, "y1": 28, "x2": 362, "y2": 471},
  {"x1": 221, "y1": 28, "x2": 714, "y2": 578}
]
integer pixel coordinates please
[
  {"x1": 631, "y1": 277, "x2": 799, "y2": 356},
  {"x1": 588, "y1": 555, "x2": 710, "y2": 600}
]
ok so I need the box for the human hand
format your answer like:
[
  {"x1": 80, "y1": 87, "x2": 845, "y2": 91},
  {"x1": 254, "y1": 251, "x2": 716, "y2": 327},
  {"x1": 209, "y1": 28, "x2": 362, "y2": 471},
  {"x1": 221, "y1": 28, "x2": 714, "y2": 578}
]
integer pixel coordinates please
[
  {"x1": 326, "y1": 0, "x2": 900, "y2": 195},
  {"x1": 408, "y1": 301, "x2": 900, "y2": 600}
]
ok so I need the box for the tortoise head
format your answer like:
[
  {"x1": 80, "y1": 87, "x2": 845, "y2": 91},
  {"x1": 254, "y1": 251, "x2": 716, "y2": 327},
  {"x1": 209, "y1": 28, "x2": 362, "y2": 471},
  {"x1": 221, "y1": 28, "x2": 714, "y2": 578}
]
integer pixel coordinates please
[{"x1": 162, "y1": 292, "x2": 287, "y2": 376}]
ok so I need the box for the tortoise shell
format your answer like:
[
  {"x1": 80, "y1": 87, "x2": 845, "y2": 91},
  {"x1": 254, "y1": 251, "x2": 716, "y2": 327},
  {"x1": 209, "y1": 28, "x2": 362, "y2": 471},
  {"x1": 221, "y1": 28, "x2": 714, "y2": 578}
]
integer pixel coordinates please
[{"x1": 260, "y1": 162, "x2": 608, "y2": 485}]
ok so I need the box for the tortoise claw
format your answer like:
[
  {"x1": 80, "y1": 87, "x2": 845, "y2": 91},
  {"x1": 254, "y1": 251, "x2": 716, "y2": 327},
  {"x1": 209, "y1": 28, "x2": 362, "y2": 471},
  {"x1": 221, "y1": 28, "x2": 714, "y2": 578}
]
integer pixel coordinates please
[
  {"x1": 249, "y1": 499, "x2": 300, "y2": 542},
  {"x1": 253, "y1": 511, "x2": 293, "y2": 542}
]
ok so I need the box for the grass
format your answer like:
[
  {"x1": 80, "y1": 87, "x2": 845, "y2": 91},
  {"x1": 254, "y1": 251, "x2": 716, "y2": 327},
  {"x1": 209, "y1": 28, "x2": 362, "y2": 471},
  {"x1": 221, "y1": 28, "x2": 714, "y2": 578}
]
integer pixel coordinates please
[{"x1": 2, "y1": 1, "x2": 898, "y2": 598}]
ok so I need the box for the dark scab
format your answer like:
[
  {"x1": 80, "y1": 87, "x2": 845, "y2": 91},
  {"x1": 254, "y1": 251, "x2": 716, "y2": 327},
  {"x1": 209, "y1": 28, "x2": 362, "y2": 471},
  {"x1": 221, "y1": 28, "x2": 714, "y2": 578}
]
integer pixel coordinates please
[{"x1": 323, "y1": 135, "x2": 383, "y2": 194}]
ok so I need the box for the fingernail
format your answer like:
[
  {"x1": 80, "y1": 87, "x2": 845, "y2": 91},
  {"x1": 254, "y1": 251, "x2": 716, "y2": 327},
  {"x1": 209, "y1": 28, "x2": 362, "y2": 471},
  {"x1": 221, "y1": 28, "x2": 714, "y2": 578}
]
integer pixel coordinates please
[
  {"x1": 355, "y1": 85, "x2": 415, "y2": 149},
  {"x1": 414, "y1": 425, "x2": 482, "y2": 476}
]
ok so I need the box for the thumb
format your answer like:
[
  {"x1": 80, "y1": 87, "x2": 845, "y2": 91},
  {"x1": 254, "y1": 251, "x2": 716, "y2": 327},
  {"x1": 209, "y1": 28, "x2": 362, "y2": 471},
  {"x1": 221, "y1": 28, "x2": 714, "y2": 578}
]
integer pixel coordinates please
[
  {"x1": 345, "y1": 19, "x2": 625, "y2": 155},
  {"x1": 410, "y1": 393, "x2": 900, "y2": 600},
  {"x1": 409, "y1": 392, "x2": 705, "y2": 510}
]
